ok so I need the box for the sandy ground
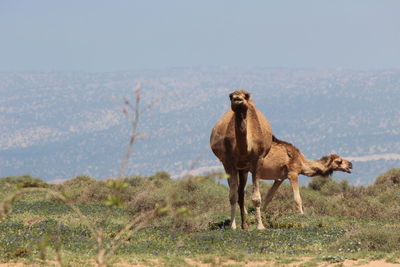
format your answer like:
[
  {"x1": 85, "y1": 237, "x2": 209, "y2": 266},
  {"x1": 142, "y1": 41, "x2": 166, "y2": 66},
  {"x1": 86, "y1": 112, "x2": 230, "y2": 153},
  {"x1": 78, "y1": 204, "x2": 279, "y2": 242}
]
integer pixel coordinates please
[{"x1": 0, "y1": 258, "x2": 399, "y2": 266}]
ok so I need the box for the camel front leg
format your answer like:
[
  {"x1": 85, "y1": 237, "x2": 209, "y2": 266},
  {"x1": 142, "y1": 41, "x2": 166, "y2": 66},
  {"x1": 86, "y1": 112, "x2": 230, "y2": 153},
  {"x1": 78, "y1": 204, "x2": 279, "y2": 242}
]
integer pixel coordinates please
[
  {"x1": 227, "y1": 170, "x2": 239, "y2": 230},
  {"x1": 238, "y1": 170, "x2": 249, "y2": 230},
  {"x1": 264, "y1": 179, "x2": 283, "y2": 210},
  {"x1": 288, "y1": 173, "x2": 304, "y2": 214},
  {"x1": 251, "y1": 173, "x2": 265, "y2": 230}
]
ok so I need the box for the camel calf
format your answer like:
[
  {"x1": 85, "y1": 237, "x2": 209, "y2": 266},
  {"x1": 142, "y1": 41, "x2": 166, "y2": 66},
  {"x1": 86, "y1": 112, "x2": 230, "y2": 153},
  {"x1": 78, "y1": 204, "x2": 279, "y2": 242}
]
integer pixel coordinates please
[{"x1": 256, "y1": 136, "x2": 352, "y2": 214}]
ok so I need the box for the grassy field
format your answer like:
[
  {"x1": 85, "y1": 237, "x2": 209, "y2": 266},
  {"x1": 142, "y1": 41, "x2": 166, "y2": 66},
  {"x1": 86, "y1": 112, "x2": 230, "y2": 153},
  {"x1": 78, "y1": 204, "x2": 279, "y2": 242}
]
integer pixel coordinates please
[{"x1": 1, "y1": 170, "x2": 400, "y2": 266}]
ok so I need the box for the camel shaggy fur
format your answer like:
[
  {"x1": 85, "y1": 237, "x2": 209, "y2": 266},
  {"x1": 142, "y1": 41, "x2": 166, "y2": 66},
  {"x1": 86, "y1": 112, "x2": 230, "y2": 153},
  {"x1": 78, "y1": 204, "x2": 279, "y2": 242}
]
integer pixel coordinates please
[
  {"x1": 256, "y1": 136, "x2": 353, "y2": 214},
  {"x1": 210, "y1": 90, "x2": 272, "y2": 229}
]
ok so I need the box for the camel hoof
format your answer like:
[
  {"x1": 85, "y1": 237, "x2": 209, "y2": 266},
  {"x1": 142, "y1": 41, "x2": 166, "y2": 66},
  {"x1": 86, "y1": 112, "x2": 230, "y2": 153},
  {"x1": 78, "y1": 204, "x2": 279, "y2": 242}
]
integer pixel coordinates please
[
  {"x1": 242, "y1": 223, "x2": 249, "y2": 230},
  {"x1": 256, "y1": 224, "x2": 266, "y2": 230}
]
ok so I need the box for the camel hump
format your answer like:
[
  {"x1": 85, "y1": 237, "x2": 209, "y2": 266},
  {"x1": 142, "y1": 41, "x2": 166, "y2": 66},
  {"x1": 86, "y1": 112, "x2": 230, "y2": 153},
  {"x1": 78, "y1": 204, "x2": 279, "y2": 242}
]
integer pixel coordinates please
[
  {"x1": 272, "y1": 135, "x2": 290, "y2": 146},
  {"x1": 271, "y1": 135, "x2": 302, "y2": 159}
]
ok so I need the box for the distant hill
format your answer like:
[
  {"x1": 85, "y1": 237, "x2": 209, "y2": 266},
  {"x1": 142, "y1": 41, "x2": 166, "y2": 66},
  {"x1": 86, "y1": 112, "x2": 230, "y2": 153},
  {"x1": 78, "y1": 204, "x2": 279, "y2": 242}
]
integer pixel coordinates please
[{"x1": 1, "y1": 68, "x2": 399, "y2": 184}]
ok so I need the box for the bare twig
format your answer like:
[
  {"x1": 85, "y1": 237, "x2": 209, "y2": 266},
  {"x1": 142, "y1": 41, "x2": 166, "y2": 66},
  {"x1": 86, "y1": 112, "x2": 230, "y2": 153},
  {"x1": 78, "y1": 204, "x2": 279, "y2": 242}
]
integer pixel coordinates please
[
  {"x1": 119, "y1": 83, "x2": 142, "y2": 178},
  {"x1": 105, "y1": 209, "x2": 154, "y2": 258}
]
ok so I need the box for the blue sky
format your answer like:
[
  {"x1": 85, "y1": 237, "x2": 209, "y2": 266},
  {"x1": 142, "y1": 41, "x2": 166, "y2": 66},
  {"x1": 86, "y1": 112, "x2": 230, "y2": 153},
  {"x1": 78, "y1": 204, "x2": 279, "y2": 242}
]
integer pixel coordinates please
[{"x1": 1, "y1": 0, "x2": 400, "y2": 71}]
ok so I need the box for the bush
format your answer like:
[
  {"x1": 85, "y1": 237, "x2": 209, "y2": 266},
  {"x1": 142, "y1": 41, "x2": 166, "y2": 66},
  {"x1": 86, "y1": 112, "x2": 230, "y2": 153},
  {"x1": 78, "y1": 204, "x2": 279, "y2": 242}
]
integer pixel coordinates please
[
  {"x1": 123, "y1": 175, "x2": 147, "y2": 188},
  {"x1": 374, "y1": 168, "x2": 400, "y2": 186},
  {"x1": 55, "y1": 173, "x2": 175, "y2": 214},
  {"x1": 125, "y1": 179, "x2": 170, "y2": 214},
  {"x1": 0, "y1": 175, "x2": 48, "y2": 189},
  {"x1": 337, "y1": 226, "x2": 400, "y2": 252},
  {"x1": 0, "y1": 175, "x2": 48, "y2": 200},
  {"x1": 123, "y1": 174, "x2": 229, "y2": 230},
  {"x1": 308, "y1": 176, "x2": 330, "y2": 191},
  {"x1": 173, "y1": 176, "x2": 227, "y2": 212},
  {"x1": 150, "y1": 171, "x2": 171, "y2": 181},
  {"x1": 55, "y1": 175, "x2": 111, "y2": 204},
  {"x1": 127, "y1": 176, "x2": 229, "y2": 230}
]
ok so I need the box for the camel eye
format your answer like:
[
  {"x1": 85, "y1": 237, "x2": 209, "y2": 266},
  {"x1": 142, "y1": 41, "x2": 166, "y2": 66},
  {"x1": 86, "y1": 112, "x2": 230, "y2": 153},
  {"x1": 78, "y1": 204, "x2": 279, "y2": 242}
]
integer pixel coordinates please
[
  {"x1": 336, "y1": 160, "x2": 342, "y2": 164},
  {"x1": 244, "y1": 93, "x2": 250, "y2": 100}
]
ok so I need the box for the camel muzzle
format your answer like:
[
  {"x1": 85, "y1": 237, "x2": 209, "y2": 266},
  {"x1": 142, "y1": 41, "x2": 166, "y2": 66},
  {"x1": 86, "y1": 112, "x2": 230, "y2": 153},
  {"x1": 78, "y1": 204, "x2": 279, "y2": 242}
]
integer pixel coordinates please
[
  {"x1": 345, "y1": 163, "x2": 353, "y2": 173},
  {"x1": 232, "y1": 97, "x2": 244, "y2": 104}
]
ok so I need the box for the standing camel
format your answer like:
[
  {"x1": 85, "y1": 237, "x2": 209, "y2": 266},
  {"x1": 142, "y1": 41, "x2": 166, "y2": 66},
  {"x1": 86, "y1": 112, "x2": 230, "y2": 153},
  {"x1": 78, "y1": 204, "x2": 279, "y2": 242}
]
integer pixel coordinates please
[
  {"x1": 210, "y1": 90, "x2": 272, "y2": 230},
  {"x1": 257, "y1": 135, "x2": 353, "y2": 214}
]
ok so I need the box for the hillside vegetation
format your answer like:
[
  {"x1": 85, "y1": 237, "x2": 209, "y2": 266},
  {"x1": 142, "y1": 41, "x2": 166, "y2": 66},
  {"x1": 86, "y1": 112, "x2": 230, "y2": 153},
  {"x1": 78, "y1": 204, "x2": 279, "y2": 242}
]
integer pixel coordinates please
[{"x1": 0, "y1": 169, "x2": 400, "y2": 266}]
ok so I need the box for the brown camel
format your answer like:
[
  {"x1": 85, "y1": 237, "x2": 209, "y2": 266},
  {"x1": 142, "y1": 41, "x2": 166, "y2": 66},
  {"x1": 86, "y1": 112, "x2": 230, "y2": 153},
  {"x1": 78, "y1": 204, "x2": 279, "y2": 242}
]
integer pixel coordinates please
[
  {"x1": 210, "y1": 90, "x2": 272, "y2": 230},
  {"x1": 256, "y1": 135, "x2": 353, "y2": 214}
]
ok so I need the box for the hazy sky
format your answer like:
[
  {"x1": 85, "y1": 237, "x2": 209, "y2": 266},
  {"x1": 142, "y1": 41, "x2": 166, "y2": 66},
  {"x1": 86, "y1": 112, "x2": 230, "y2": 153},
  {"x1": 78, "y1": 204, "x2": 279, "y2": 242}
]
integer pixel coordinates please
[{"x1": 1, "y1": 0, "x2": 400, "y2": 72}]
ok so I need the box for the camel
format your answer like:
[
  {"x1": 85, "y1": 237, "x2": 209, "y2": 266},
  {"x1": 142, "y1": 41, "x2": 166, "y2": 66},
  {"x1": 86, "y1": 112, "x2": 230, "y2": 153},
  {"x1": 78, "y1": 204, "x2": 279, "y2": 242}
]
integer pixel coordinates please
[
  {"x1": 210, "y1": 90, "x2": 272, "y2": 230},
  {"x1": 256, "y1": 135, "x2": 353, "y2": 214}
]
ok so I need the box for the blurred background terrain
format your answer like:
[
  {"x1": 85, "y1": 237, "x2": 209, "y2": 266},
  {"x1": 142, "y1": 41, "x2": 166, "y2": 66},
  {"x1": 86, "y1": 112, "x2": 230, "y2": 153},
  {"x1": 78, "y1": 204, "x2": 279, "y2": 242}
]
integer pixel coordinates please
[{"x1": 1, "y1": 67, "x2": 399, "y2": 184}]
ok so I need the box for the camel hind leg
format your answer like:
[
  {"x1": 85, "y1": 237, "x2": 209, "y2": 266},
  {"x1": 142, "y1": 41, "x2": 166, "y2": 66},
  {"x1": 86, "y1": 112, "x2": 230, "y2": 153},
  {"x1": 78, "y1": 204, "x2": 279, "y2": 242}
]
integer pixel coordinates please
[
  {"x1": 264, "y1": 179, "x2": 283, "y2": 210},
  {"x1": 251, "y1": 171, "x2": 265, "y2": 230}
]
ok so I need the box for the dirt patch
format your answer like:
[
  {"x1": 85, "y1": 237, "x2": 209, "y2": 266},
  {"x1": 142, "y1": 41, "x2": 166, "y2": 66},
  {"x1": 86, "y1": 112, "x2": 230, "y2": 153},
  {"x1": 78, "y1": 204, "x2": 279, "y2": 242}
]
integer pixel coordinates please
[
  {"x1": 341, "y1": 259, "x2": 399, "y2": 267},
  {"x1": 290, "y1": 258, "x2": 399, "y2": 267},
  {"x1": 0, "y1": 258, "x2": 398, "y2": 266},
  {"x1": 184, "y1": 258, "x2": 400, "y2": 267},
  {"x1": 185, "y1": 258, "x2": 275, "y2": 266},
  {"x1": 0, "y1": 263, "x2": 26, "y2": 267},
  {"x1": 0, "y1": 260, "x2": 59, "y2": 267}
]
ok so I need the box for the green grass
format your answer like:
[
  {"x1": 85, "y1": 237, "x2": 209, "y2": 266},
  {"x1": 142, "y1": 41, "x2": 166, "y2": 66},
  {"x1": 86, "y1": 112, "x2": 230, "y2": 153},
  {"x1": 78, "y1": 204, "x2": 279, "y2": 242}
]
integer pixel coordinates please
[{"x1": 1, "y1": 170, "x2": 400, "y2": 266}]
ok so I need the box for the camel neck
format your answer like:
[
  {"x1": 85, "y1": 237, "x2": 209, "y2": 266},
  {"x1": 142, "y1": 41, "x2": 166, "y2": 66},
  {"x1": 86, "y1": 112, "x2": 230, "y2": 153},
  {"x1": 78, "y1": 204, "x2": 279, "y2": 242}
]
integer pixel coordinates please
[
  {"x1": 234, "y1": 110, "x2": 248, "y2": 153},
  {"x1": 301, "y1": 157, "x2": 332, "y2": 177},
  {"x1": 235, "y1": 110, "x2": 247, "y2": 131}
]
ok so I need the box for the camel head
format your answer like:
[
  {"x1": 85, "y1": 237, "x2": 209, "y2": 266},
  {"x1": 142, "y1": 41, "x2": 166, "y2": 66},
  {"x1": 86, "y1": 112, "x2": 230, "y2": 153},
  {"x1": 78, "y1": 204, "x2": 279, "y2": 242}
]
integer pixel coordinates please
[
  {"x1": 229, "y1": 90, "x2": 251, "y2": 112},
  {"x1": 322, "y1": 154, "x2": 353, "y2": 174}
]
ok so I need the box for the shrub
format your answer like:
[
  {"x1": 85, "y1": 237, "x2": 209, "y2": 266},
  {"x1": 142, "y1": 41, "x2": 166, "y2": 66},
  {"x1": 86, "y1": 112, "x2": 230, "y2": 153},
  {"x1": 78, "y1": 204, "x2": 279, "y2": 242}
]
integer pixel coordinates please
[
  {"x1": 55, "y1": 175, "x2": 111, "y2": 204},
  {"x1": 155, "y1": 176, "x2": 229, "y2": 230},
  {"x1": 308, "y1": 176, "x2": 330, "y2": 191},
  {"x1": 337, "y1": 226, "x2": 400, "y2": 252},
  {"x1": 149, "y1": 171, "x2": 172, "y2": 188},
  {"x1": 374, "y1": 168, "x2": 400, "y2": 186},
  {"x1": 300, "y1": 188, "x2": 332, "y2": 215},
  {"x1": 123, "y1": 176, "x2": 148, "y2": 189},
  {"x1": 172, "y1": 176, "x2": 227, "y2": 212},
  {"x1": 123, "y1": 174, "x2": 229, "y2": 230},
  {"x1": 0, "y1": 175, "x2": 48, "y2": 189},
  {"x1": 150, "y1": 171, "x2": 171, "y2": 181},
  {"x1": 125, "y1": 179, "x2": 169, "y2": 214}
]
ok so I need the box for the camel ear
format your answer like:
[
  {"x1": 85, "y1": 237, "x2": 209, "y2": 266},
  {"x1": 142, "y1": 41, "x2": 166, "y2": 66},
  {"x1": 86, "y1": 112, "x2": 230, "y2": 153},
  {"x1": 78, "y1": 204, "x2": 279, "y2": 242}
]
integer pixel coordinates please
[
  {"x1": 229, "y1": 93, "x2": 233, "y2": 100},
  {"x1": 328, "y1": 155, "x2": 337, "y2": 166},
  {"x1": 244, "y1": 92, "x2": 251, "y2": 100}
]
